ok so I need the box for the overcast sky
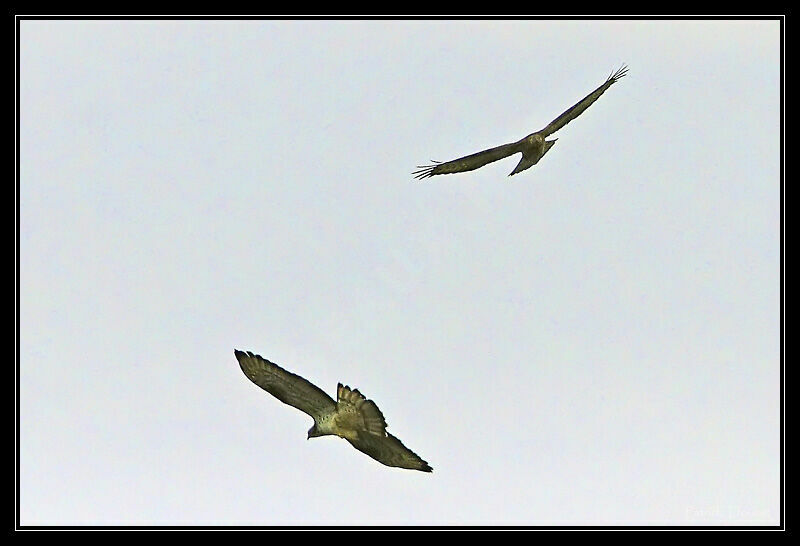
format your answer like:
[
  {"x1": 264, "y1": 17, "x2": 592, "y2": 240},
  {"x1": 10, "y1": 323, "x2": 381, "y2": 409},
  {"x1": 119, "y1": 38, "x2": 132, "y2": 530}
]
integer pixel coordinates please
[{"x1": 19, "y1": 19, "x2": 781, "y2": 526}]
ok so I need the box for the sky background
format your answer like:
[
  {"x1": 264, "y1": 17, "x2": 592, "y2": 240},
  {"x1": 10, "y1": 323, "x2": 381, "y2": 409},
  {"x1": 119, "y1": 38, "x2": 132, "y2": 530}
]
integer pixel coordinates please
[{"x1": 19, "y1": 19, "x2": 781, "y2": 526}]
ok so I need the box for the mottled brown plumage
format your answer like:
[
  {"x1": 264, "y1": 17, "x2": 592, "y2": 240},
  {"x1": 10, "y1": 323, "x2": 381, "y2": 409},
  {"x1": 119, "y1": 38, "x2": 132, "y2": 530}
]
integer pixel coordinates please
[
  {"x1": 235, "y1": 350, "x2": 432, "y2": 472},
  {"x1": 414, "y1": 65, "x2": 628, "y2": 179}
]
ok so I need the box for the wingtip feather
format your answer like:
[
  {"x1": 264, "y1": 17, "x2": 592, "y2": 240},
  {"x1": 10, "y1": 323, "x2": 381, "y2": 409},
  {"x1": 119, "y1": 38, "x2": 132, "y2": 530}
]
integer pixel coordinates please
[{"x1": 609, "y1": 63, "x2": 628, "y2": 83}]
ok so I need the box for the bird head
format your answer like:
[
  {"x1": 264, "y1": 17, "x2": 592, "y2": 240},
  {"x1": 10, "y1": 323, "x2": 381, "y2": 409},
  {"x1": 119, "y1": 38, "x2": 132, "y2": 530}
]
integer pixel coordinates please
[{"x1": 307, "y1": 424, "x2": 323, "y2": 439}]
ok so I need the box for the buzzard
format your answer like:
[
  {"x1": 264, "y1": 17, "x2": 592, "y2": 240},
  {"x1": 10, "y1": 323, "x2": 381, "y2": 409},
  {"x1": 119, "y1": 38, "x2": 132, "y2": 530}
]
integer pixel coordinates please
[
  {"x1": 235, "y1": 349, "x2": 432, "y2": 472},
  {"x1": 413, "y1": 65, "x2": 628, "y2": 179}
]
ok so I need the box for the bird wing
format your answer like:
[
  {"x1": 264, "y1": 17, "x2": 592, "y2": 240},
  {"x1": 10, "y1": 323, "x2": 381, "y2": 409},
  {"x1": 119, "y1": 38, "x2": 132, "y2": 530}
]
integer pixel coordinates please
[
  {"x1": 347, "y1": 432, "x2": 433, "y2": 472},
  {"x1": 413, "y1": 141, "x2": 521, "y2": 179},
  {"x1": 538, "y1": 64, "x2": 628, "y2": 137},
  {"x1": 235, "y1": 350, "x2": 336, "y2": 421}
]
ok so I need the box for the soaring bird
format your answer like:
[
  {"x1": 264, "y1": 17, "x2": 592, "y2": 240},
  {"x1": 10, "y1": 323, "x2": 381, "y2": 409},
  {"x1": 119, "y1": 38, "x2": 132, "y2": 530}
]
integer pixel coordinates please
[
  {"x1": 413, "y1": 65, "x2": 628, "y2": 179},
  {"x1": 235, "y1": 350, "x2": 432, "y2": 472}
]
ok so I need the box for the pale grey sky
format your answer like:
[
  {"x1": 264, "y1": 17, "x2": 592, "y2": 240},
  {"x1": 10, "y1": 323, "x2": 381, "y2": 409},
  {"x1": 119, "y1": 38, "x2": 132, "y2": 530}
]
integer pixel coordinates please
[{"x1": 19, "y1": 19, "x2": 780, "y2": 526}]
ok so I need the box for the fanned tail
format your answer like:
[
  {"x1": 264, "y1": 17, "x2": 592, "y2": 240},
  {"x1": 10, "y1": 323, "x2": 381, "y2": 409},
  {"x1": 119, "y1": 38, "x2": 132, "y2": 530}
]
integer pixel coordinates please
[{"x1": 337, "y1": 383, "x2": 387, "y2": 435}]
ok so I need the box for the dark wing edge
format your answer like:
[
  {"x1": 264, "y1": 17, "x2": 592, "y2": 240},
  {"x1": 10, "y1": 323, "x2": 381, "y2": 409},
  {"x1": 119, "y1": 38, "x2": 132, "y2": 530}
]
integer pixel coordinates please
[
  {"x1": 234, "y1": 349, "x2": 336, "y2": 420},
  {"x1": 413, "y1": 141, "x2": 521, "y2": 180},
  {"x1": 539, "y1": 64, "x2": 628, "y2": 137},
  {"x1": 347, "y1": 432, "x2": 433, "y2": 472}
]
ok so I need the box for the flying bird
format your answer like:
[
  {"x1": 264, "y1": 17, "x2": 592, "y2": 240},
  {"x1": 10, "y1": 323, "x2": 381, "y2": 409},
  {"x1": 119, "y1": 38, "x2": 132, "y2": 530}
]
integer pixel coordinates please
[
  {"x1": 413, "y1": 65, "x2": 628, "y2": 179},
  {"x1": 235, "y1": 349, "x2": 432, "y2": 472}
]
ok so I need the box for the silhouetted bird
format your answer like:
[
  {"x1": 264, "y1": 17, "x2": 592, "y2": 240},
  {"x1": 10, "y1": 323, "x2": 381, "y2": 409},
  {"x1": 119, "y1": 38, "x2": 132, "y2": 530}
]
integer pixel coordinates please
[{"x1": 414, "y1": 65, "x2": 628, "y2": 179}]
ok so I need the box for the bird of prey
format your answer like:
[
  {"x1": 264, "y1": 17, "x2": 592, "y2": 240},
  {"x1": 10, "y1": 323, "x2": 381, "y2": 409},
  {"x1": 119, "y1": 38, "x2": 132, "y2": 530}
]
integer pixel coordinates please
[
  {"x1": 235, "y1": 349, "x2": 432, "y2": 472},
  {"x1": 413, "y1": 65, "x2": 628, "y2": 179}
]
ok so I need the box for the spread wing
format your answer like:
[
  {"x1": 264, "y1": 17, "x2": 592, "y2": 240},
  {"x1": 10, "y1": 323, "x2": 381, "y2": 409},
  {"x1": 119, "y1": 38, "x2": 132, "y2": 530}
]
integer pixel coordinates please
[
  {"x1": 235, "y1": 349, "x2": 336, "y2": 421},
  {"x1": 538, "y1": 64, "x2": 628, "y2": 137},
  {"x1": 337, "y1": 384, "x2": 432, "y2": 472},
  {"x1": 413, "y1": 141, "x2": 521, "y2": 180},
  {"x1": 347, "y1": 433, "x2": 433, "y2": 472}
]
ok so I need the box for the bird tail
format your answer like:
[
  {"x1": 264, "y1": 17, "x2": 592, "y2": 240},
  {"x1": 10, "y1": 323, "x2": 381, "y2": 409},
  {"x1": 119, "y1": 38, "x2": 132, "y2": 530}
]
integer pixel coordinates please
[
  {"x1": 508, "y1": 139, "x2": 557, "y2": 176},
  {"x1": 508, "y1": 156, "x2": 535, "y2": 176},
  {"x1": 337, "y1": 384, "x2": 388, "y2": 435}
]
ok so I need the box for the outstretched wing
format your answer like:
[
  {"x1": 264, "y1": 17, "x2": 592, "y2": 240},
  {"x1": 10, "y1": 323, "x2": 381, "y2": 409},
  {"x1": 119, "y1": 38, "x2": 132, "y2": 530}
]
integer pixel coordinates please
[
  {"x1": 538, "y1": 64, "x2": 628, "y2": 137},
  {"x1": 413, "y1": 141, "x2": 521, "y2": 180},
  {"x1": 336, "y1": 384, "x2": 432, "y2": 472},
  {"x1": 235, "y1": 350, "x2": 336, "y2": 421},
  {"x1": 347, "y1": 432, "x2": 433, "y2": 472}
]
